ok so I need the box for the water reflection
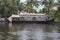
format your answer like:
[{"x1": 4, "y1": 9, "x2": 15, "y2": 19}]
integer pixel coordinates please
[
  {"x1": 56, "y1": 23, "x2": 60, "y2": 33},
  {"x1": 0, "y1": 22, "x2": 60, "y2": 40}
]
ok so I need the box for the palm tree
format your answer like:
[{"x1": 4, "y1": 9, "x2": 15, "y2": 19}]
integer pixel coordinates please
[
  {"x1": 53, "y1": 0, "x2": 60, "y2": 20},
  {"x1": 39, "y1": 7, "x2": 47, "y2": 13},
  {"x1": 10, "y1": 0, "x2": 20, "y2": 14},
  {"x1": 18, "y1": 2, "x2": 25, "y2": 12},
  {"x1": 24, "y1": 0, "x2": 40, "y2": 13},
  {"x1": 42, "y1": 0, "x2": 55, "y2": 20}
]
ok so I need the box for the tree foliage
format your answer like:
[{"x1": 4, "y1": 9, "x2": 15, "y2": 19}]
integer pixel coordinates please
[
  {"x1": 0, "y1": 0, "x2": 60, "y2": 21},
  {"x1": 39, "y1": 0, "x2": 58, "y2": 20},
  {"x1": 23, "y1": 0, "x2": 40, "y2": 13},
  {"x1": 0, "y1": 0, "x2": 20, "y2": 18},
  {"x1": 53, "y1": 0, "x2": 60, "y2": 20}
]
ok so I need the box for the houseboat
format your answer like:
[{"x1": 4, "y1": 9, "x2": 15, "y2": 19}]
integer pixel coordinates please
[{"x1": 8, "y1": 13, "x2": 54, "y2": 23}]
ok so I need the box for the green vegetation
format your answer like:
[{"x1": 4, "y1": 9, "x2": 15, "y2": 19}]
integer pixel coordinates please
[
  {"x1": 0, "y1": 0, "x2": 60, "y2": 21},
  {"x1": 23, "y1": 0, "x2": 40, "y2": 13}
]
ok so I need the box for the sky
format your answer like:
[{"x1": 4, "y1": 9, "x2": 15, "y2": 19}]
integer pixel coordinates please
[
  {"x1": 20, "y1": 0, "x2": 58, "y2": 12},
  {"x1": 20, "y1": 0, "x2": 26, "y2": 3},
  {"x1": 20, "y1": 0, "x2": 58, "y2": 3}
]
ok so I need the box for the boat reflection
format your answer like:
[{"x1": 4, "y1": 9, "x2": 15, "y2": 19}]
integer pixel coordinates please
[{"x1": 0, "y1": 23, "x2": 60, "y2": 40}]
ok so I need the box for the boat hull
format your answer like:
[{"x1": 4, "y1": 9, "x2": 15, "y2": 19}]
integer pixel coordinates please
[{"x1": 12, "y1": 19, "x2": 54, "y2": 23}]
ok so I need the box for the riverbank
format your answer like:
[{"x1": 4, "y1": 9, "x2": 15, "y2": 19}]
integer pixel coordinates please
[{"x1": 54, "y1": 21, "x2": 60, "y2": 23}]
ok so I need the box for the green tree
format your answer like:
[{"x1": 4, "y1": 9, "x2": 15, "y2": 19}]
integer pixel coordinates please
[
  {"x1": 0, "y1": 0, "x2": 11, "y2": 18},
  {"x1": 11, "y1": 0, "x2": 20, "y2": 14},
  {"x1": 40, "y1": 0, "x2": 56, "y2": 20},
  {"x1": 18, "y1": 2, "x2": 25, "y2": 12},
  {"x1": 39, "y1": 7, "x2": 47, "y2": 13},
  {"x1": 0, "y1": 0, "x2": 20, "y2": 18},
  {"x1": 24, "y1": 0, "x2": 40, "y2": 13},
  {"x1": 55, "y1": 0, "x2": 60, "y2": 20}
]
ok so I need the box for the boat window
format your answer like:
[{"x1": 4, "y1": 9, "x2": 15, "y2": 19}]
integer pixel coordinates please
[
  {"x1": 39, "y1": 17, "x2": 41, "y2": 18},
  {"x1": 12, "y1": 17, "x2": 16, "y2": 20},
  {"x1": 16, "y1": 18, "x2": 18, "y2": 20},
  {"x1": 17, "y1": 18, "x2": 19, "y2": 20},
  {"x1": 12, "y1": 17, "x2": 15, "y2": 19},
  {"x1": 43, "y1": 17, "x2": 46, "y2": 18},
  {"x1": 21, "y1": 17, "x2": 24, "y2": 20},
  {"x1": 32, "y1": 17, "x2": 36, "y2": 20}
]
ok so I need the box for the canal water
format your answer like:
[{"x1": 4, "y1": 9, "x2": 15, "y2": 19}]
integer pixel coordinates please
[{"x1": 0, "y1": 22, "x2": 60, "y2": 40}]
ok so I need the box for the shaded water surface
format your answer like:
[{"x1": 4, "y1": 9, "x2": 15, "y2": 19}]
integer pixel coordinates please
[{"x1": 0, "y1": 22, "x2": 60, "y2": 40}]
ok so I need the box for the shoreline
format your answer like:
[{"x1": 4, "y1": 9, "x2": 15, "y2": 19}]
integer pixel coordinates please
[
  {"x1": 54, "y1": 21, "x2": 60, "y2": 23},
  {"x1": 0, "y1": 21, "x2": 60, "y2": 24}
]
